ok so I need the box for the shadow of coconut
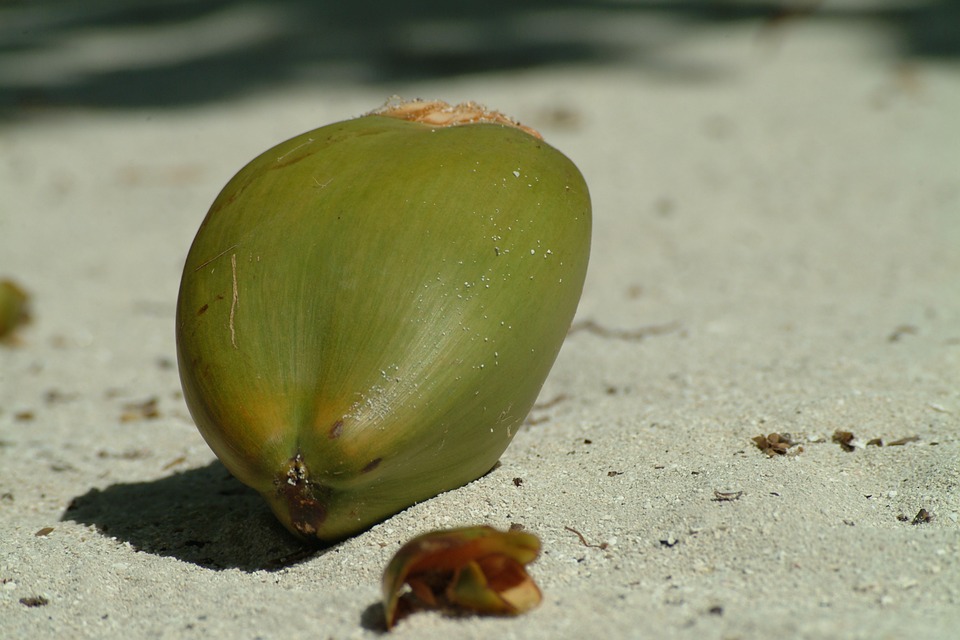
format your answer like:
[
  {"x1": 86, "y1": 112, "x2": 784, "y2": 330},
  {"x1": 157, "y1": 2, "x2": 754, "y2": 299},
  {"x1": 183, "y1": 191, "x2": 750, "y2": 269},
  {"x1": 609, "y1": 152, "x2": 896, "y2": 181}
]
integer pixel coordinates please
[{"x1": 61, "y1": 460, "x2": 323, "y2": 571}]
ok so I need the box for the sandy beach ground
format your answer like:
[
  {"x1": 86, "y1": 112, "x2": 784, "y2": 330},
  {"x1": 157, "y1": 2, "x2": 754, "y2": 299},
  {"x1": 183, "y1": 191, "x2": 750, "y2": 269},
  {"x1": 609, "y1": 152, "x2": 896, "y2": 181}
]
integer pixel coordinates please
[{"x1": 1, "y1": 3, "x2": 958, "y2": 638}]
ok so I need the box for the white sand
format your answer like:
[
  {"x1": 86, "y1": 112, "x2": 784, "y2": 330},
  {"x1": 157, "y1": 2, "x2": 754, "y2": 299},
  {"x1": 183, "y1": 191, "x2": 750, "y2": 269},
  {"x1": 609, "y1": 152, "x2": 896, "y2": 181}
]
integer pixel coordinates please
[{"x1": 2, "y1": 9, "x2": 959, "y2": 640}]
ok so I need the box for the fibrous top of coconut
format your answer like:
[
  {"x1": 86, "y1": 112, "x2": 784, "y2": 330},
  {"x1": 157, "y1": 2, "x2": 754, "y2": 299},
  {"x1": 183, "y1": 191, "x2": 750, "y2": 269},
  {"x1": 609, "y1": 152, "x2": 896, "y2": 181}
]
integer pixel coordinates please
[{"x1": 370, "y1": 97, "x2": 543, "y2": 140}]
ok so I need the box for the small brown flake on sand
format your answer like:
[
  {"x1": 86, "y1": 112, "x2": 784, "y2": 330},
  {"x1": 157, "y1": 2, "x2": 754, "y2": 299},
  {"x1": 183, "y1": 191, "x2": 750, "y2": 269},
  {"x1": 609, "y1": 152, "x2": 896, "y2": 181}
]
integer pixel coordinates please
[
  {"x1": 34, "y1": 527, "x2": 54, "y2": 537},
  {"x1": 887, "y1": 324, "x2": 918, "y2": 342},
  {"x1": 532, "y1": 393, "x2": 568, "y2": 411},
  {"x1": 753, "y1": 432, "x2": 800, "y2": 456},
  {"x1": 120, "y1": 397, "x2": 160, "y2": 422},
  {"x1": 832, "y1": 430, "x2": 856, "y2": 452},
  {"x1": 568, "y1": 318, "x2": 681, "y2": 341},
  {"x1": 713, "y1": 490, "x2": 743, "y2": 502},
  {"x1": 97, "y1": 448, "x2": 150, "y2": 460},
  {"x1": 162, "y1": 455, "x2": 187, "y2": 470},
  {"x1": 44, "y1": 389, "x2": 77, "y2": 404},
  {"x1": 911, "y1": 509, "x2": 932, "y2": 525},
  {"x1": 887, "y1": 435, "x2": 920, "y2": 446},
  {"x1": 20, "y1": 596, "x2": 49, "y2": 607}
]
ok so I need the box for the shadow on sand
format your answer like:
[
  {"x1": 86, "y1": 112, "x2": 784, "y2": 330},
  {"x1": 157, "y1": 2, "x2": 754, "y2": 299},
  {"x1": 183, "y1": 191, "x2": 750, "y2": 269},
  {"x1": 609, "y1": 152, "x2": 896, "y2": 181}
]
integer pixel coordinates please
[
  {"x1": 1, "y1": 0, "x2": 957, "y2": 116},
  {"x1": 62, "y1": 460, "x2": 321, "y2": 571}
]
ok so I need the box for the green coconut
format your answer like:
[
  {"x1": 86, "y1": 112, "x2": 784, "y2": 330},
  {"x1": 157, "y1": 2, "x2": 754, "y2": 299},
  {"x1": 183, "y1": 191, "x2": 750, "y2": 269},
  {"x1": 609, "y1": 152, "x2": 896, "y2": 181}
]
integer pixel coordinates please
[{"x1": 176, "y1": 100, "x2": 591, "y2": 541}]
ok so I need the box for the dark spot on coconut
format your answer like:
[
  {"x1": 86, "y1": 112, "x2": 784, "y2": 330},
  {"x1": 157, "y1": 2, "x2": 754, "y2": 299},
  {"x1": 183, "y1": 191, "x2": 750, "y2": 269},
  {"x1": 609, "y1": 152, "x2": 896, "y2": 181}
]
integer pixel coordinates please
[
  {"x1": 276, "y1": 453, "x2": 329, "y2": 538},
  {"x1": 361, "y1": 458, "x2": 382, "y2": 474},
  {"x1": 197, "y1": 304, "x2": 209, "y2": 316},
  {"x1": 328, "y1": 419, "x2": 344, "y2": 439}
]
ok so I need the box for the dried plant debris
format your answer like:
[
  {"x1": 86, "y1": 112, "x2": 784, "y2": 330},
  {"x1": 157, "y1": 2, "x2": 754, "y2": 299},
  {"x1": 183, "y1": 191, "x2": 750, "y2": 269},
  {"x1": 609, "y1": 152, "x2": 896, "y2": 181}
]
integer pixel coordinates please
[
  {"x1": 887, "y1": 324, "x2": 918, "y2": 342},
  {"x1": 567, "y1": 318, "x2": 680, "y2": 341},
  {"x1": 162, "y1": 455, "x2": 187, "y2": 470},
  {"x1": 45, "y1": 389, "x2": 78, "y2": 405},
  {"x1": 532, "y1": 394, "x2": 568, "y2": 411},
  {"x1": 897, "y1": 509, "x2": 933, "y2": 524},
  {"x1": 832, "y1": 430, "x2": 857, "y2": 452},
  {"x1": 97, "y1": 448, "x2": 151, "y2": 460},
  {"x1": 382, "y1": 526, "x2": 542, "y2": 630},
  {"x1": 753, "y1": 428, "x2": 924, "y2": 456},
  {"x1": 564, "y1": 526, "x2": 608, "y2": 550},
  {"x1": 119, "y1": 397, "x2": 160, "y2": 422},
  {"x1": 525, "y1": 394, "x2": 568, "y2": 426},
  {"x1": 753, "y1": 432, "x2": 802, "y2": 456},
  {"x1": 0, "y1": 279, "x2": 31, "y2": 342},
  {"x1": 525, "y1": 414, "x2": 551, "y2": 426},
  {"x1": 712, "y1": 490, "x2": 743, "y2": 502},
  {"x1": 833, "y1": 430, "x2": 920, "y2": 451}
]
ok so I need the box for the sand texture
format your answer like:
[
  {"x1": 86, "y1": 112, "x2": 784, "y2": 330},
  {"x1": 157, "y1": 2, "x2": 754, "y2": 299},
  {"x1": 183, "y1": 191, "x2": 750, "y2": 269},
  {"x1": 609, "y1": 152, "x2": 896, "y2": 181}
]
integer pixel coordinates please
[{"x1": 2, "y1": 5, "x2": 958, "y2": 639}]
